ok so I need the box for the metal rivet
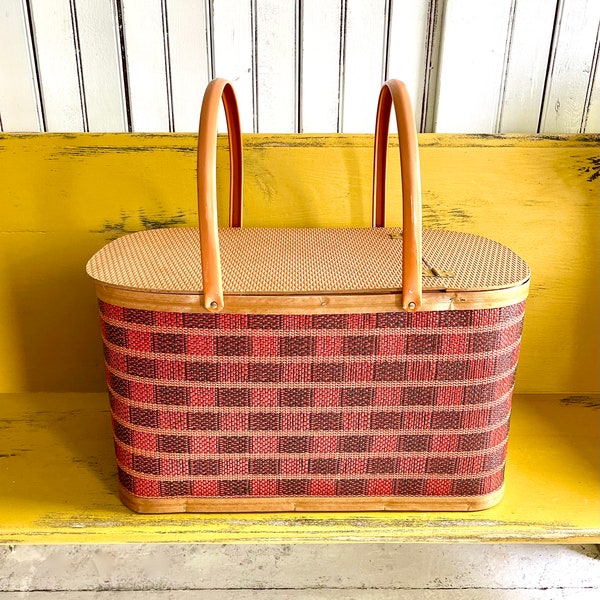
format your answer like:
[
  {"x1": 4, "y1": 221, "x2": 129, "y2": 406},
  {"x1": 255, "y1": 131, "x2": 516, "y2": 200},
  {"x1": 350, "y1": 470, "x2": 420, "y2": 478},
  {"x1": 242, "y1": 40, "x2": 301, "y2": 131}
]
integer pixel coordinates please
[
  {"x1": 408, "y1": 302, "x2": 416, "y2": 310},
  {"x1": 209, "y1": 301, "x2": 218, "y2": 309}
]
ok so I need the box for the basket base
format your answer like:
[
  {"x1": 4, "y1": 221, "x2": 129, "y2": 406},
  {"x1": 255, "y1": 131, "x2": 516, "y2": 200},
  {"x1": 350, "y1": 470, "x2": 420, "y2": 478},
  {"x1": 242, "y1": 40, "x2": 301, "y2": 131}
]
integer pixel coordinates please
[{"x1": 119, "y1": 485, "x2": 505, "y2": 514}]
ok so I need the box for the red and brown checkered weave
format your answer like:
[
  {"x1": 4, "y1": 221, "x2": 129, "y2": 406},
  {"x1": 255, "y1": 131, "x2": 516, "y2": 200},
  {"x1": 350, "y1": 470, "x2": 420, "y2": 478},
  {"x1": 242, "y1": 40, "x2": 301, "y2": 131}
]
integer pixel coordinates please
[{"x1": 99, "y1": 300, "x2": 525, "y2": 500}]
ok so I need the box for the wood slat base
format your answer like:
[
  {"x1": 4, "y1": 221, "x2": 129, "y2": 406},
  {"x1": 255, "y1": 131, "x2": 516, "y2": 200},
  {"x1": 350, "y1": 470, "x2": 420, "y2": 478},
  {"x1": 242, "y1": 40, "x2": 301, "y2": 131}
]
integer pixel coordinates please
[{"x1": 119, "y1": 486, "x2": 504, "y2": 514}]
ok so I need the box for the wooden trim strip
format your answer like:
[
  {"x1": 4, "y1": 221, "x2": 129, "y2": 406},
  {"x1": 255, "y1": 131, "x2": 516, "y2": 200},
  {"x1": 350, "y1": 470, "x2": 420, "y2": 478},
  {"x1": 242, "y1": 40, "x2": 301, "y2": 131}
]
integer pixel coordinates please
[
  {"x1": 95, "y1": 280, "x2": 529, "y2": 315},
  {"x1": 119, "y1": 484, "x2": 505, "y2": 513}
]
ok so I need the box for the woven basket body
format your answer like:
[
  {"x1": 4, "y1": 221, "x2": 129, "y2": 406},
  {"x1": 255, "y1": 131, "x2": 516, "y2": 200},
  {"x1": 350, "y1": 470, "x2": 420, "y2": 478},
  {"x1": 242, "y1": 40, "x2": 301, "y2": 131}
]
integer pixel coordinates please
[
  {"x1": 100, "y1": 299, "x2": 525, "y2": 512},
  {"x1": 86, "y1": 78, "x2": 530, "y2": 512}
]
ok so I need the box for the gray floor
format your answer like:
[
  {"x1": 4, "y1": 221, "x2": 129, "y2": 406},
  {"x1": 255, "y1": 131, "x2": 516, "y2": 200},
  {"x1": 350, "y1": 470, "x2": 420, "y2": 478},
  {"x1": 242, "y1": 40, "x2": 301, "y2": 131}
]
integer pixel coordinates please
[{"x1": 1, "y1": 544, "x2": 598, "y2": 598}]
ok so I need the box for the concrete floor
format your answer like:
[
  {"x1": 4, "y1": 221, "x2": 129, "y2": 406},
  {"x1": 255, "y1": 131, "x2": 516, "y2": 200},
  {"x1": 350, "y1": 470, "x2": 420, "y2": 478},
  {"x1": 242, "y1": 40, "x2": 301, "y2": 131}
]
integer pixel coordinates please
[{"x1": 0, "y1": 544, "x2": 598, "y2": 598}]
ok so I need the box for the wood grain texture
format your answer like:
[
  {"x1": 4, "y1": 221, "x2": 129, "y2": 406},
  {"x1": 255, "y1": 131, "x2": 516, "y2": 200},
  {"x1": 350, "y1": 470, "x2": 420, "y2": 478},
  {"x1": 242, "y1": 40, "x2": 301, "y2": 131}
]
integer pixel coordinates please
[
  {"x1": 94, "y1": 282, "x2": 530, "y2": 315},
  {"x1": 0, "y1": 133, "x2": 597, "y2": 394},
  {"x1": 0, "y1": 393, "x2": 597, "y2": 543}
]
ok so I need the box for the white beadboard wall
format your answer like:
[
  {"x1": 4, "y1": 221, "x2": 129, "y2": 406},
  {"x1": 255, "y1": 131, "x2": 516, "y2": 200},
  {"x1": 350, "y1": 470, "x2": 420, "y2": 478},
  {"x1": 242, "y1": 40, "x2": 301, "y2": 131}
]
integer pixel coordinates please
[{"x1": 0, "y1": 0, "x2": 598, "y2": 133}]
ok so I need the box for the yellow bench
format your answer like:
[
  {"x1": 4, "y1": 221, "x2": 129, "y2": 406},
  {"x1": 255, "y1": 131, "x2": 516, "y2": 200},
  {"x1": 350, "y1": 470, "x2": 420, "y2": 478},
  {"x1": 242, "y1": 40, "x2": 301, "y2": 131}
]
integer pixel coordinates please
[{"x1": 0, "y1": 133, "x2": 598, "y2": 543}]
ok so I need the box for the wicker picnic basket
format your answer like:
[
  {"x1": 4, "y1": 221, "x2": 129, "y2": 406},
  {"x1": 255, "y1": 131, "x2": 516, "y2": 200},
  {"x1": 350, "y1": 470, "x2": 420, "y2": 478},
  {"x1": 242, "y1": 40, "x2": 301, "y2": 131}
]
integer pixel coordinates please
[{"x1": 86, "y1": 79, "x2": 530, "y2": 513}]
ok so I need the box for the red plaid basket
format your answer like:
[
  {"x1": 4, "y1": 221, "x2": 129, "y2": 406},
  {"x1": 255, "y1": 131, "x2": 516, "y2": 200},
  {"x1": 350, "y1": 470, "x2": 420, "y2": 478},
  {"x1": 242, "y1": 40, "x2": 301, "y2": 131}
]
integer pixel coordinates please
[{"x1": 87, "y1": 79, "x2": 530, "y2": 513}]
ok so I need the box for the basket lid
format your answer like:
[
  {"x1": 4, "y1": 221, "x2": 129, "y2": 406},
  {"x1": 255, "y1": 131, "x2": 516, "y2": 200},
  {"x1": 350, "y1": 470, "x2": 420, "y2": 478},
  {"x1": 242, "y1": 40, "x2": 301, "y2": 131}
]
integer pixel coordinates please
[{"x1": 86, "y1": 227, "x2": 530, "y2": 295}]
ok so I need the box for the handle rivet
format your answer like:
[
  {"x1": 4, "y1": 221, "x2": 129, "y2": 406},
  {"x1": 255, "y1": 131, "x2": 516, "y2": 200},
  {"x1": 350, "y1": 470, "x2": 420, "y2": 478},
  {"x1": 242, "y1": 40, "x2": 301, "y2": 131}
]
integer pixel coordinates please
[
  {"x1": 209, "y1": 301, "x2": 218, "y2": 309},
  {"x1": 408, "y1": 302, "x2": 416, "y2": 310}
]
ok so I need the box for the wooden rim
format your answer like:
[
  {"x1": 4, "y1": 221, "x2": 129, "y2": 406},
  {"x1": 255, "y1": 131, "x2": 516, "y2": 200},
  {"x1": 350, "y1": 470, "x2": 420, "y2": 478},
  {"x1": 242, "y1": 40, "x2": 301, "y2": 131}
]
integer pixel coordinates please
[
  {"x1": 119, "y1": 485, "x2": 505, "y2": 514},
  {"x1": 95, "y1": 280, "x2": 529, "y2": 315}
]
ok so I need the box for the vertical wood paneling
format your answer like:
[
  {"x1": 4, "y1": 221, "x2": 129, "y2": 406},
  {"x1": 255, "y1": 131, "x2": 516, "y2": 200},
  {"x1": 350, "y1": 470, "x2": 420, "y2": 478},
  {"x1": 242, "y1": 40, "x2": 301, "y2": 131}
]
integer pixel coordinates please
[
  {"x1": 300, "y1": 0, "x2": 342, "y2": 133},
  {"x1": 387, "y1": 0, "x2": 430, "y2": 130},
  {"x1": 74, "y1": 0, "x2": 127, "y2": 132},
  {"x1": 213, "y1": 0, "x2": 255, "y2": 132},
  {"x1": 166, "y1": 0, "x2": 210, "y2": 132},
  {"x1": 0, "y1": 0, "x2": 598, "y2": 134},
  {"x1": 434, "y1": 0, "x2": 513, "y2": 133},
  {"x1": 499, "y1": 0, "x2": 557, "y2": 133},
  {"x1": 0, "y1": 0, "x2": 43, "y2": 131},
  {"x1": 540, "y1": 0, "x2": 600, "y2": 133},
  {"x1": 255, "y1": 0, "x2": 297, "y2": 133},
  {"x1": 120, "y1": 0, "x2": 170, "y2": 132},
  {"x1": 29, "y1": 0, "x2": 84, "y2": 131},
  {"x1": 341, "y1": 0, "x2": 387, "y2": 133}
]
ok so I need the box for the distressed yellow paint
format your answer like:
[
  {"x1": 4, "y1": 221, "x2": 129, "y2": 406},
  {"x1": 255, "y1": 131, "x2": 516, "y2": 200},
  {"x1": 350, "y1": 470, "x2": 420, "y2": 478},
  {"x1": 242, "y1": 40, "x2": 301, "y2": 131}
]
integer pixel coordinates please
[
  {"x1": 0, "y1": 393, "x2": 597, "y2": 544},
  {"x1": 0, "y1": 133, "x2": 598, "y2": 393}
]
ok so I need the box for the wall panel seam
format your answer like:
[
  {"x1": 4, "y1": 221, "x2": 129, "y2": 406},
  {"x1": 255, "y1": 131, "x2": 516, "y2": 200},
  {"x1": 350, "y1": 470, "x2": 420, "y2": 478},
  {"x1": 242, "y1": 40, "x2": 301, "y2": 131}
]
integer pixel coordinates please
[
  {"x1": 337, "y1": 0, "x2": 348, "y2": 133},
  {"x1": 23, "y1": 0, "x2": 46, "y2": 131},
  {"x1": 115, "y1": 0, "x2": 132, "y2": 132},
  {"x1": 537, "y1": 0, "x2": 563, "y2": 133},
  {"x1": 581, "y1": 21, "x2": 600, "y2": 133},
  {"x1": 494, "y1": 0, "x2": 517, "y2": 134},
  {"x1": 69, "y1": 0, "x2": 89, "y2": 131},
  {"x1": 295, "y1": 0, "x2": 303, "y2": 133},
  {"x1": 161, "y1": 0, "x2": 175, "y2": 132},
  {"x1": 382, "y1": 0, "x2": 392, "y2": 83},
  {"x1": 206, "y1": 0, "x2": 215, "y2": 81},
  {"x1": 250, "y1": 0, "x2": 259, "y2": 133},
  {"x1": 423, "y1": 0, "x2": 444, "y2": 133}
]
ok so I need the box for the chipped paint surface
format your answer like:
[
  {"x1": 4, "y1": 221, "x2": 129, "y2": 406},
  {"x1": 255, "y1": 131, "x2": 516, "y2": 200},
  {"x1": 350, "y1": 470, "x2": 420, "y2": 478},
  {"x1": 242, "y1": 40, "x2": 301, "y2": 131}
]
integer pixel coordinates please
[
  {"x1": 95, "y1": 209, "x2": 189, "y2": 240},
  {"x1": 560, "y1": 395, "x2": 600, "y2": 409},
  {"x1": 577, "y1": 156, "x2": 600, "y2": 182}
]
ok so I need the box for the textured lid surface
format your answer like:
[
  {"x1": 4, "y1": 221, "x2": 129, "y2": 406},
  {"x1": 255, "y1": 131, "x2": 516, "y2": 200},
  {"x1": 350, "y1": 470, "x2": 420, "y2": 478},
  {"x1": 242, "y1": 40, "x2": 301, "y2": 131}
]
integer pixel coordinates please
[{"x1": 86, "y1": 227, "x2": 530, "y2": 294}]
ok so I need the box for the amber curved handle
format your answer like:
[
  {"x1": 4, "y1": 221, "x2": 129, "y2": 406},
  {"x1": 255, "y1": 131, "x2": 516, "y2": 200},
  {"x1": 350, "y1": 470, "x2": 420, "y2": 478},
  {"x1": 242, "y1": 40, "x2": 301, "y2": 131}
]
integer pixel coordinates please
[
  {"x1": 372, "y1": 79, "x2": 422, "y2": 311},
  {"x1": 197, "y1": 78, "x2": 243, "y2": 312}
]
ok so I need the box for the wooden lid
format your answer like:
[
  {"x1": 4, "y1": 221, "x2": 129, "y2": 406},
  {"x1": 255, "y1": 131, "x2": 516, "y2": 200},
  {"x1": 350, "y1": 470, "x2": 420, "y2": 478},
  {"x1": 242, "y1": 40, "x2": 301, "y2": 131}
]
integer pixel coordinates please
[{"x1": 86, "y1": 227, "x2": 530, "y2": 295}]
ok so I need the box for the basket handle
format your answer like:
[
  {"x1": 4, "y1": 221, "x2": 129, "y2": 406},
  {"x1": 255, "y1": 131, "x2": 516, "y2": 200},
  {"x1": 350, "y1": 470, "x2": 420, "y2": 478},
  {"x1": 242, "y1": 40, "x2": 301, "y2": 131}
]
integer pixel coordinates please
[
  {"x1": 372, "y1": 79, "x2": 423, "y2": 311},
  {"x1": 197, "y1": 78, "x2": 243, "y2": 312}
]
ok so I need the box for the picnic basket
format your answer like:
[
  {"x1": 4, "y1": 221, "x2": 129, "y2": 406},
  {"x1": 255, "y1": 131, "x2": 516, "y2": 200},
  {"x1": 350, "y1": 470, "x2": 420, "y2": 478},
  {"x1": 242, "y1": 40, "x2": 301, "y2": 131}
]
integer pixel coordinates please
[{"x1": 86, "y1": 79, "x2": 530, "y2": 513}]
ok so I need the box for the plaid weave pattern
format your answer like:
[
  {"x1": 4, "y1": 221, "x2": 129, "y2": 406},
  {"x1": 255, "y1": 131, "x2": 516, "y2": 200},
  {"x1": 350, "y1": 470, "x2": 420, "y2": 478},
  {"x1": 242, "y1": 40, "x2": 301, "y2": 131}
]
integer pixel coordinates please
[{"x1": 99, "y1": 301, "x2": 525, "y2": 500}]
